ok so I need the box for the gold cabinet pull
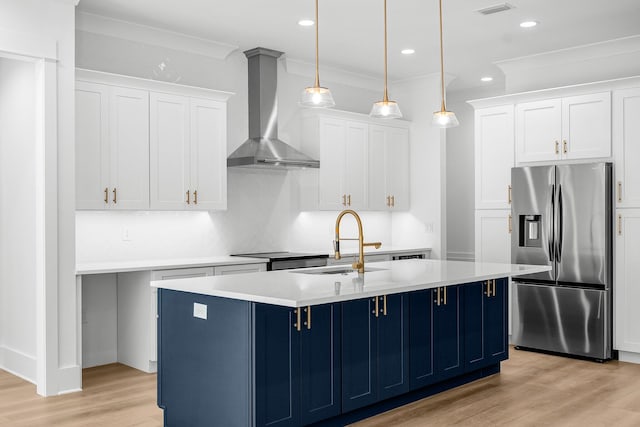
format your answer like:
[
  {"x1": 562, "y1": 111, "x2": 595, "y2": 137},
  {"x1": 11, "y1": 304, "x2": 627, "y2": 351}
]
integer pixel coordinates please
[
  {"x1": 508, "y1": 185, "x2": 512, "y2": 204},
  {"x1": 186, "y1": 190, "x2": 190, "y2": 204},
  {"x1": 194, "y1": 190, "x2": 198, "y2": 205},
  {"x1": 383, "y1": 296, "x2": 387, "y2": 316},
  {"x1": 294, "y1": 308, "x2": 301, "y2": 332},
  {"x1": 443, "y1": 287, "x2": 447, "y2": 305},
  {"x1": 386, "y1": 196, "x2": 390, "y2": 207},
  {"x1": 436, "y1": 287, "x2": 441, "y2": 306},
  {"x1": 112, "y1": 188, "x2": 117, "y2": 204},
  {"x1": 486, "y1": 281, "x2": 491, "y2": 297},
  {"x1": 563, "y1": 140, "x2": 568, "y2": 154},
  {"x1": 508, "y1": 214, "x2": 512, "y2": 233},
  {"x1": 555, "y1": 140, "x2": 559, "y2": 154},
  {"x1": 342, "y1": 194, "x2": 347, "y2": 206},
  {"x1": 492, "y1": 280, "x2": 496, "y2": 297},
  {"x1": 391, "y1": 195, "x2": 395, "y2": 207},
  {"x1": 104, "y1": 187, "x2": 109, "y2": 204},
  {"x1": 347, "y1": 194, "x2": 351, "y2": 206},
  {"x1": 373, "y1": 297, "x2": 379, "y2": 318},
  {"x1": 618, "y1": 214, "x2": 622, "y2": 236},
  {"x1": 618, "y1": 182, "x2": 622, "y2": 203}
]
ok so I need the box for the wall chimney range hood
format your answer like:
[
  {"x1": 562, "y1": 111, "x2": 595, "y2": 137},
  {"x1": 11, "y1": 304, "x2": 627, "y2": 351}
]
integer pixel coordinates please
[{"x1": 227, "y1": 48, "x2": 320, "y2": 169}]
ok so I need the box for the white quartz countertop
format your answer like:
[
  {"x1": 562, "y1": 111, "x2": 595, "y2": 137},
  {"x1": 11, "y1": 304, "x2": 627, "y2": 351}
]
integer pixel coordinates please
[
  {"x1": 152, "y1": 259, "x2": 550, "y2": 308},
  {"x1": 320, "y1": 246, "x2": 431, "y2": 258},
  {"x1": 76, "y1": 256, "x2": 266, "y2": 275}
]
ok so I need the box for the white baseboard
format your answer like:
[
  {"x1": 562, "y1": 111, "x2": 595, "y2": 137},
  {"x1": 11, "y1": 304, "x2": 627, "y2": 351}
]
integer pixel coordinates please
[
  {"x1": 57, "y1": 365, "x2": 82, "y2": 394},
  {"x1": 82, "y1": 349, "x2": 117, "y2": 369},
  {"x1": 618, "y1": 351, "x2": 640, "y2": 364},
  {"x1": 0, "y1": 345, "x2": 37, "y2": 384},
  {"x1": 447, "y1": 251, "x2": 475, "y2": 262}
]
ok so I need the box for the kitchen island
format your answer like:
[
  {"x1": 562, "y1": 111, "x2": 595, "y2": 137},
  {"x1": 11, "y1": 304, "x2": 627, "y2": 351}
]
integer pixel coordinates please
[{"x1": 153, "y1": 259, "x2": 549, "y2": 427}]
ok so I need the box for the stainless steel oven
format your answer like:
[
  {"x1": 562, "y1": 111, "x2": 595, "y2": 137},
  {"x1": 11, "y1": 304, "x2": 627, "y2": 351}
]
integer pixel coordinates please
[{"x1": 231, "y1": 252, "x2": 329, "y2": 271}]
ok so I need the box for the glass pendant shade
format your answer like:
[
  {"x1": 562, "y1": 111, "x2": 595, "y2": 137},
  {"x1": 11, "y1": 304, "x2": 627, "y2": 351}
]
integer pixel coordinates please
[
  {"x1": 300, "y1": 86, "x2": 335, "y2": 108},
  {"x1": 370, "y1": 100, "x2": 402, "y2": 119},
  {"x1": 432, "y1": 110, "x2": 459, "y2": 128}
]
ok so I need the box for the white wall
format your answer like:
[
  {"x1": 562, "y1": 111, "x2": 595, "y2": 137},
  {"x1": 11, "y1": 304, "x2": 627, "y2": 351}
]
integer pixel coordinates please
[
  {"x1": 0, "y1": 0, "x2": 77, "y2": 395},
  {"x1": 0, "y1": 58, "x2": 37, "y2": 379},
  {"x1": 75, "y1": 28, "x2": 440, "y2": 263}
]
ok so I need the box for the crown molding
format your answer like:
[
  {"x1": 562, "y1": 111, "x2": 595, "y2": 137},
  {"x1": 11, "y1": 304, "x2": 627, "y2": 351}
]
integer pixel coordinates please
[
  {"x1": 76, "y1": 12, "x2": 238, "y2": 60},
  {"x1": 282, "y1": 57, "x2": 381, "y2": 92}
]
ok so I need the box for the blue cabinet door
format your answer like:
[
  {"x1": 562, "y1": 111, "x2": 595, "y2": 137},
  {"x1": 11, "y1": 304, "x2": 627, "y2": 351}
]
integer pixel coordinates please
[
  {"x1": 409, "y1": 289, "x2": 435, "y2": 390},
  {"x1": 464, "y1": 279, "x2": 508, "y2": 372},
  {"x1": 433, "y1": 286, "x2": 465, "y2": 382},
  {"x1": 341, "y1": 297, "x2": 378, "y2": 413},
  {"x1": 377, "y1": 294, "x2": 410, "y2": 401},
  {"x1": 255, "y1": 304, "x2": 301, "y2": 427},
  {"x1": 485, "y1": 278, "x2": 508, "y2": 365},
  {"x1": 300, "y1": 303, "x2": 342, "y2": 425}
]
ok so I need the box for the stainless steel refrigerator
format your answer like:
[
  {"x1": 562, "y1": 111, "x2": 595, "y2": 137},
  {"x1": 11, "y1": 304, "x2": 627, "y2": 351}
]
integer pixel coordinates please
[{"x1": 511, "y1": 162, "x2": 613, "y2": 360}]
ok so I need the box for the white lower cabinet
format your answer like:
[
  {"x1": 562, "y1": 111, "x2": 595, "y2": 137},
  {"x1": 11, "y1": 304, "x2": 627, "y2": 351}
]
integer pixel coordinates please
[
  {"x1": 615, "y1": 209, "x2": 640, "y2": 359},
  {"x1": 214, "y1": 263, "x2": 267, "y2": 275}
]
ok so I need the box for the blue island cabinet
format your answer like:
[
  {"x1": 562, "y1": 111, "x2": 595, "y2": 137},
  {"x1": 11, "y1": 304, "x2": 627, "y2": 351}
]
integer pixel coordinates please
[
  {"x1": 463, "y1": 279, "x2": 509, "y2": 371},
  {"x1": 408, "y1": 285, "x2": 465, "y2": 390},
  {"x1": 341, "y1": 294, "x2": 410, "y2": 413},
  {"x1": 157, "y1": 289, "x2": 340, "y2": 427}
]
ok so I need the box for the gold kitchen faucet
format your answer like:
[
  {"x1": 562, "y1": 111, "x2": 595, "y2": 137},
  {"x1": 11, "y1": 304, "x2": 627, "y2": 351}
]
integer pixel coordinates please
[{"x1": 334, "y1": 210, "x2": 382, "y2": 274}]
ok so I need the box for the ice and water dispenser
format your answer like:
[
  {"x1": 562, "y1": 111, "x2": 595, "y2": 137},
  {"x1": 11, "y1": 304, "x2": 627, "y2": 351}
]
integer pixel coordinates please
[{"x1": 518, "y1": 215, "x2": 542, "y2": 248}]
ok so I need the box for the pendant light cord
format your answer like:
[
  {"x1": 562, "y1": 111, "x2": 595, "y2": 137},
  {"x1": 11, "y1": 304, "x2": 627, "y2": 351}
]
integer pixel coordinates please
[
  {"x1": 439, "y1": 0, "x2": 446, "y2": 112},
  {"x1": 314, "y1": 0, "x2": 320, "y2": 88},
  {"x1": 383, "y1": 0, "x2": 389, "y2": 102}
]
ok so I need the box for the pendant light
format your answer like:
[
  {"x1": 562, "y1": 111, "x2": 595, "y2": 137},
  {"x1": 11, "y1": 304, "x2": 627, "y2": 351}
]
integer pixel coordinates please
[
  {"x1": 370, "y1": 0, "x2": 402, "y2": 119},
  {"x1": 300, "y1": 0, "x2": 335, "y2": 108},
  {"x1": 432, "y1": 0, "x2": 459, "y2": 128}
]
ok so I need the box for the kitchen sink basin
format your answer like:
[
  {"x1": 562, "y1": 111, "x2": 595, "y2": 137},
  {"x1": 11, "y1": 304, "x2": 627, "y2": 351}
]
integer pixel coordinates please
[{"x1": 295, "y1": 266, "x2": 388, "y2": 275}]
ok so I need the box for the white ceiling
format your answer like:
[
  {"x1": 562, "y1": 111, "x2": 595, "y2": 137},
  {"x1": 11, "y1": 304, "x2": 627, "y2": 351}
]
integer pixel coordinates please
[{"x1": 76, "y1": 0, "x2": 640, "y2": 91}]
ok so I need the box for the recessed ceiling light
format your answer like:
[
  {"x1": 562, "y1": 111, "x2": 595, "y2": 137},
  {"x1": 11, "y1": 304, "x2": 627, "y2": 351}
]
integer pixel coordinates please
[
  {"x1": 481, "y1": 76, "x2": 493, "y2": 82},
  {"x1": 401, "y1": 48, "x2": 415, "y2": 55},
  {"x1": 520, "y1": 20, "x2": 538, "y2": 28},
  {"x1": 298, "y1": 19, "x2": 314, "y2": 27}
]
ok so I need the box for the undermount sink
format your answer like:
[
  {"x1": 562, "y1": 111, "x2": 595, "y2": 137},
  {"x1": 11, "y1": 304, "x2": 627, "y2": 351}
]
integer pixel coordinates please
[{"x1": 295, "y1": 266, "x2": 388, "y2": 275}]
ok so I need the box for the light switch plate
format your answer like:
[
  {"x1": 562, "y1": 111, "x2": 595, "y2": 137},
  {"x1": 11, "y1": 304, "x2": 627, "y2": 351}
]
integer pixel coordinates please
[{"x1": 193, "y1": 302, "x2": 207, "y2": 320}]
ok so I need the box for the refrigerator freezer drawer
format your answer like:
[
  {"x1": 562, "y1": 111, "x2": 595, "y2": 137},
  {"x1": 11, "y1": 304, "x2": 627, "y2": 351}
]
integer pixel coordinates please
[{"x1": 512, "y1": 282, "x2": 611, "y2": 360}]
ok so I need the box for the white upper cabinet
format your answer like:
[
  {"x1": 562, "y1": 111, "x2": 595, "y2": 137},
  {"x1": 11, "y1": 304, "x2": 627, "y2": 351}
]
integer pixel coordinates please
[
  {"x1": 150, "y1": 94, "x2": 227, "y2": 210},
  {"x1": 76, "y1": 81, "x2": 149, "y2": 210},
  {"x1": 369, "y1": 125, "x2": 410, "y2": 211},
  {"x1": 301, "y1": 110, "x2": 410, "y2": 211},
  {"x1": 515, "y1": 92, "x2": 611, "y2": 163},
  {"x1": 474, "y1": 105, "x2": 514, "y2": 210},
  {"x1": 76, "y1": 69, "x2": 232, "y2": 211},
  {"x1": 613, "y1": 87, "x2": 640, "y2": 208}
]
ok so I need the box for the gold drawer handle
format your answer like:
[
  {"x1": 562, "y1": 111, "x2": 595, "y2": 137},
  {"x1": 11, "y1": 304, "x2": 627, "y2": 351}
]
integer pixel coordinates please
[
  {"x1": 104, "y1": 187, "x2": 109, "y2": 204},
  {"x1": 194, "y1": 190, "x2": 198, "y2": 205},
  {"x1": 186, "y1": 190, "x2": 190, "y2": 204},
  {"x1": 390, "y1": 195, "x2": 395, "y2": 207},
  {"x1": 112, "y1": 188, "x2": 117, "y2": 204}
]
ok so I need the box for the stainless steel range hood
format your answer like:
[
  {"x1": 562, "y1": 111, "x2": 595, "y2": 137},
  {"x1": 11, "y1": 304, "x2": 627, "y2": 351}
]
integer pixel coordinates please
[{"x1": 227, "y1": 47, "x2": 320, "y2": 169}]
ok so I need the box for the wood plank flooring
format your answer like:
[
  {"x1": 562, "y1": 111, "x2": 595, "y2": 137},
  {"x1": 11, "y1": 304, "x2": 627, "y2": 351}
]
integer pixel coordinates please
[{"x1": 1, "y1": 348, "x2": 640, "y2": 426}]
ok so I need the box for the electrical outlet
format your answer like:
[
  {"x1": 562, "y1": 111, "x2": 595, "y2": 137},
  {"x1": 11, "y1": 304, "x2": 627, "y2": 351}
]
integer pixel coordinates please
[
  {"x1": 425, "y1": 222, "x2": 434, "y2": 233},
  {"x1": 121, "y1": 227, "x2": 131, "y2": 241},
  {"x1": 193, "y1": 303, "x2": 207, "y2": 320}
]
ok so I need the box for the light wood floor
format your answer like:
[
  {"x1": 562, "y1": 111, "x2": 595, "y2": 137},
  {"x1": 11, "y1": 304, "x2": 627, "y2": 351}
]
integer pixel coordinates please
[{"x1": 2, "y1": 348, "x2": 640, "y2": 426}]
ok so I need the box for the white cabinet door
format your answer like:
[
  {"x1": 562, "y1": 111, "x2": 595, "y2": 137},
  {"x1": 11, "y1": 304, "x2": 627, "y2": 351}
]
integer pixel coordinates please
[
  {"x1": 515, "y1": 99, "x2": 561, "y2": 163},
  {"x1": 368, "y1": 125, "x2": 388, "y2": 211},
  {"x1": 562, "y1": 92, "x2": 611, "y2": 160},
  {"x1": 109, "y1": 87, "x2": 149, "y2": 209},
  {"x1": 368, "y1": 125, "x2": 409, "y2": 211},
  {"x1": 76, "y1": 81, "x2": 109, "y2": 209},
  {"x1": 214, "y1": 263, "x2": 267, "y2": 275},
  {"x1": 615, "y1": 209, "x2": 640, "y2": 353},
  {"x1": 344, "y1": 121, "x2": 368, "y2": 209},
  {"x1": 474, "y1": 209, "x2": 512, "y2": 263},
  {"x1": 318, "y1": 117, "x2": 347, "y2": 210},
  {"x1": 190, "y1": 98, "x2": 227, "y2": 210},
  {"x1": 387, "y1": 127, "x2": 410, "y2": 211},
  {"x1": 150, "y1": 92, "x2": 190, "y2": 210},
  {"x1": 475, "y1": 105, "x2": 515, "y2": 209},
  {"x1": 614, "y1": 88, "x2": 640, "y2": 208}
]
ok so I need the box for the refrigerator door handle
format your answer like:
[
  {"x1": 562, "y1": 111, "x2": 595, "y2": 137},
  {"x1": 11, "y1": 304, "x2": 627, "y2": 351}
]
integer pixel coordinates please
[
  {"x1": 548, "y1": 185, "x2": 555, "y2": 262},
  {"x1": 557, "y1": 184, "x2": 563, "y2": 262}
]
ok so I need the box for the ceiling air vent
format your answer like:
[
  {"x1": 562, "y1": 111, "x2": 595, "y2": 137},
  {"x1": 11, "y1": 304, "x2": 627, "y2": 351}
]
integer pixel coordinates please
[{"x1": 477, "y1": 3, "x2": 514, "y2": 15}]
